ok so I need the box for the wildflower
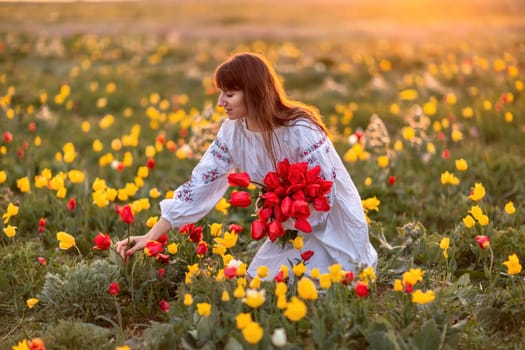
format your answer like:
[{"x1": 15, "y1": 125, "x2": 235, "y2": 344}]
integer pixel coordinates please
[
  {"x1": 402, "y1": 268, "x2": 424, "y2": 285},
  {"x1": 37, "y1": 257, "x2": 47, "y2": 265},
  {"x1": 196, "y1": 241, "x2": 209, "y2": 257},
  {"x1": 56, "y1": 231, "x2": 75, "y2": 250},
  {"x1": 93, "y1": 232, "x2": 111, "y2": 250},
  {"x1": 377, "y1": 155, "x2": 389, "y2": 168},
  {"x1": 504, "y1": 201, "x2": 515, "y2": 215},
  {"x1": 411, "y1": 289, "x2": 436, "y2": 304},
  {"x1": 66, "y1": 198, "x2": 77, "y2": 211},
  {"x1": 388, "y1": 175, "x2": 396, "y2": 185},
  {"x1": 301, "y1": 250, "x2": 314, "y2": 262},
  {"x1": 167, "y1": 243, "x2": 178, "y2": 255},
  {"x1": 440, "y1": 237, "x2": 450, "y2": 259},
  {"x1": 209, "y1": 223, "x2": 223, "y2": 237},
  {"x1": 469, "y1": 183, "x2": 486, "y2": 201},
  {"x1": 3, "y1": 225, "x2": 16, "y2": 238},
  {"x1": 463, "y1": 215, "x2": 475, "y2": 228},
  {"x1": 359, "y1": 266, "x2": 376, "y2": 283},
  {"x1": 242, "y1": 321, "x2": 264, "y2": 345},
  {"x1": 119, "y1": 204, "x2": 134, "y2": 224},
  {"x1": 399, "y1": 89, "x2": 418, "y2": 101},
  {"x1": 362, "y1": 196, "x2": 380, "y2": 212},
  {"x1": 293, "y1": 262, "x2": 307, "y2": 277},
  {"x1": 144, "y1": 240, "x2": 164, "y2": 257},
  {"x1": 440, "y1": 171, "x2": 460, "y2": 185},
  {"x1": 401, "y1": 126, "x2": 416, "y2": 141},
  {"x1": 108, "y1": 282, "x2": 120, "y2": 296},
  {"x1": 236, "y1": 312, "x2": 252, "y2": 329},
  {"x1": 26, "y1": 298, "x2": 39, "y2": 309},
  {"x1": 256, "y1": 265, "x2": 269, "y2": 278},
  {"x1": 214, "y1": 231, "x2": 238, "y2": 249},
  {"x1": 475, "y1": 235, "x2": 490, "y2": 249},
  {"x1": 292, "y1": 235, "x2": 304, "y2": 249},
  {"x1": 67, "y1": 170, "x2": 84, "y2": 183},
  {"x1": 159, "y1": 299, "x2": 170, "y2": 312},
  {"x1": 183, "y1": 293, "x2": 193, "y2": 306},
  {"x1": 355, "y1": 281, "x2": 369, "y2": 297},
  {"x1": 284, "y1": 296, "x2": 307, "y2": 321},
  {"x1": 503, "y1": 254, "x2": 522, "y2": 275},
  {"x1": 455, "y1": 158, "x2": 468, "y2": 171},
  {"x1": 342, "y1": 271, "x2": 354, "y2": 286},
  {"x1": 297, "y1": 277, "x2": 318, "y2": 300},
  {"x1": 2, "y1": 203, "x2": 19, "y2": 224},
  {"x1": 27, "y1": 338, "x2": 46, "y2": 350},
  {"x1": 393, "y1": 279, "x2": 403, "y2": 292},
  {"x1": 243, "y1": 289, "x2": 266, "y2": 308},
  {"x1": 271, "y1": 328, "x2": 287, "y2": 347},
  {"x1": 196, "y1": 302, "x2": 211, "y2": 316},
  {"x1": 16, "y1": 177, "x2": 31, "y2": 193}
]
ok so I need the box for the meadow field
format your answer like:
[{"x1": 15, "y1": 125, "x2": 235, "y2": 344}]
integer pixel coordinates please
[{"x1": 1, "y1": 1, "x2": 524, "y2": 349}]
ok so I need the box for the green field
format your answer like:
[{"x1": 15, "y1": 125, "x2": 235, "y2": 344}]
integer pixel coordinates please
[{"x1": 1, "y1": 1, "x2": 525, "y2": 349}]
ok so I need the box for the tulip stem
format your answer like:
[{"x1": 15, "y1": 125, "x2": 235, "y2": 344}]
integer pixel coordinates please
[{"x1": 74, "y1": 245, "x2": 83, "y2": 258}]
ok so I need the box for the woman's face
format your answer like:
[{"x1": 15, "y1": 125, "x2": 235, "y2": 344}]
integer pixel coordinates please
[{"x1": 217, "y1": 89, "x2": 247, "y2": 122}]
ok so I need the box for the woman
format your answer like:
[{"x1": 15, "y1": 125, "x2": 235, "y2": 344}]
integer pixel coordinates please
[{"x1": 116, "y1": 52, "x2": 377, "y2": 279}]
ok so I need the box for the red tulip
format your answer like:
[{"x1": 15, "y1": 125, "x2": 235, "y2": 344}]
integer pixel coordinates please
[
  {"x1": 268, "y1": 220, "x2": 285, "y2": 242},
  {"x1": 67, "y1": 198, "x2": 77, "y2": 211},
  {"x1": 224, "y1": 266, "x2": 237, "y2": 279},
  {"x1": 276, "y1": 158, "x2": 290, "y2": 179},
  {"x1": 156, "y1": 253, "x2": 170, "y2": 264},
  {"x1": 108, "y1": 282, "x2": 120, "y2": 296},
  {"x1": 28, "y1": 122, "x2": 36, "y2": 133},
  {"x1": 158, "y1": 267, "x2": 166, "y2": 279},
  {"x1": 403, "y1": 282, "x2": 413, "y2": 293},
  {"x1": 388, "y1": 175, "x2": 396, "y2": 186},
  {"x1": 355, "y1": 281, "x2": 369, "y2": 297},
  {"x1": 251, "y1": 220, "x2": 268, "y2": 240},
  {"x1": 263, "y1": 171, "x2": 281, "y2": 190},
  {"x1": 301, "y1": 250, "x2": 314, "y2": 262},
  {"x1": 261, "y1": 191, "x2": 280, "y2": 207},
  {"x1": 157, "y1": 233, "x2": 169, "y2": 245},
  {"x1": 228, "y1": 223, "x2": 243, "y2": 233},
  {"x1": 227, "y1": 172, "x2": 251, "y2": 187},
  {"x1": 93, "y1": 232, "x2": 111, "y2": 250},
  {"x1": 313, "y1": 196, "x2": 331, "y2": 212},
  {"x1": 3, "y1": 131, "x2": 13, "y2": 143},
  {"x1": 342, "y1": 271, "x2": 354, "y2": 286},
  {"x1": 196, "y1": 241, "x2": 208, "y2": 257},
  {"x1": 306, "y1": 165, "x2": 321, "y2": 184},
  {"x1": 189, "y1": 227, "x2": 203, "y2": 243},
  {"x1": 294, "y1": 218, "x2": 312, "y2": 233},
  {"x1": 146, "y1": 158, "x2": 156, "y2": 169},
  {"x1": 281, "y1": 196, "x2": 293, "y2": 217},
  {"x1": 291, "y1": 200, "x2": 310, "y2": 219},
  {"x1": 229, "y1": 191, "x2": 252, "y2": 208},
  {"x1": 37, "y1": 257, "x2": 47, "y2": 265},
  {"x1": 475, "y1": 235, "x2": 490, "y2": 249},
  {"x1": 273, "y1": 270, "x2": 286, "y2": 283},
  {"x1": 144, "y1": 240, "x2": 164, "y2": 257},
  {"x1": 159, "y1": 299, "x2": 170, "y2": 312},
  {"x1": 119, "y1": 204, "x2": 134, "y2": 224}
]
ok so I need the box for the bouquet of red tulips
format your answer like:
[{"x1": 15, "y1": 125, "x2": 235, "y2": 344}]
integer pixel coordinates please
[{"x1": 228, "y1": 159, "x2": 333, "y2": 244}]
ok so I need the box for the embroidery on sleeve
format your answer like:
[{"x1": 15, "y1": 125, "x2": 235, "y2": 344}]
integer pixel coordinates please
[
  {"x1": 201, "y1": 167, "x2": 220, "y2": 184},
  {"x1": 174, "y1": 179, "x2": 194, "y2": 202},
  {"x1": 210, "y1": 138, "x2": 232, "y2": 165}
]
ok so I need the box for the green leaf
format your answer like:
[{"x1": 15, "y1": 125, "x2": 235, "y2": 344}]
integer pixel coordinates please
[{"x1": 410, "y1": 319, "x2": 441, "y2": 350}]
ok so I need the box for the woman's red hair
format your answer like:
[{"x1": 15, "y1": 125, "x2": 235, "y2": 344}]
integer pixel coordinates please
[{"x1": 214, "y1": 52, "x2": 328, "y2": 165}]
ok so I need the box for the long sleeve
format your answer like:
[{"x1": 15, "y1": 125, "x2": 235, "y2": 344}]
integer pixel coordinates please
[{"x1": 159, "y1": 124, "x2": 237, "y2": 229}]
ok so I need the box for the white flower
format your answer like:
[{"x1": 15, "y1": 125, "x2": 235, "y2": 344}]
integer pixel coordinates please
[{"x1": 271, "y1": 328, "x2": 287, "y2": 347}]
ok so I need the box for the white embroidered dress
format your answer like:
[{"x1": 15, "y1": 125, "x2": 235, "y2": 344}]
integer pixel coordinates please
[{"x1": 160, "y1": 118, "x2": 378, "y2": 280}]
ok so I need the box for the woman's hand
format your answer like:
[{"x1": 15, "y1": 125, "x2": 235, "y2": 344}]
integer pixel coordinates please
[
  {"x1": 116, "y1": 235, "x2": 149, "y2": 260},
  {"x1": 115, "y1": 217, "x2": 172, "y2": 261}
]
